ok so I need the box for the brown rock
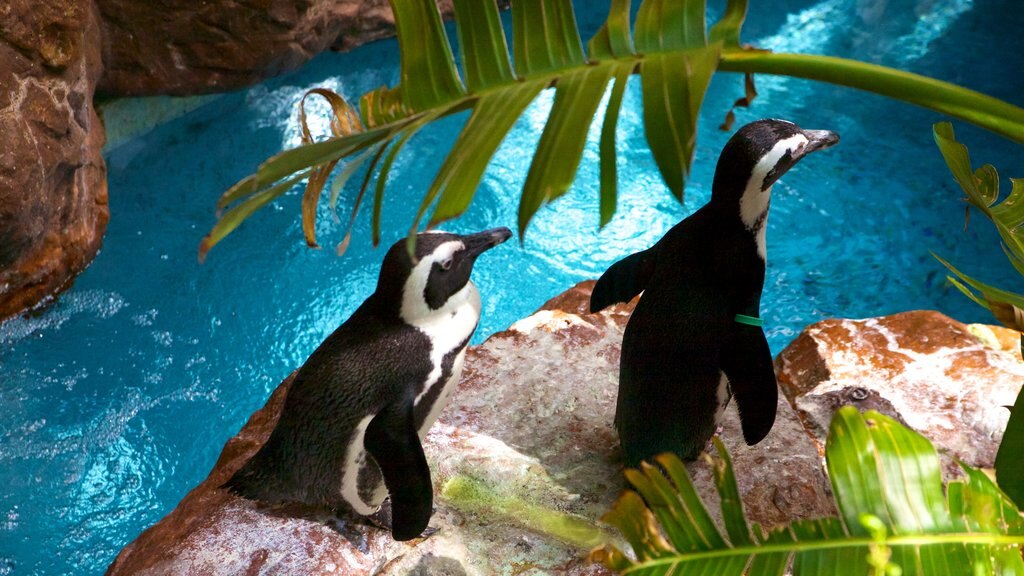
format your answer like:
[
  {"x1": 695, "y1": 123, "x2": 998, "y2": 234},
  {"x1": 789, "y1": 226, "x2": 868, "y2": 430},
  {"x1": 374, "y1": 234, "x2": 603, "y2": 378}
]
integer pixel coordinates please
[
  {"x1": 94, "y1": 0, "x2": 460, "y2": 96},
  {"x1": 1, "y1": 0, "x2": 505, "y2": 322},
  {"x1": 107, "y1": 281, "x2": 833, "y2": 575},
  {"x1": 775, "y1": 311, "x2": 1024, "y2": 471},
  {"x1": 0, "y1": 0, "x2": 108, "y2": 321}
]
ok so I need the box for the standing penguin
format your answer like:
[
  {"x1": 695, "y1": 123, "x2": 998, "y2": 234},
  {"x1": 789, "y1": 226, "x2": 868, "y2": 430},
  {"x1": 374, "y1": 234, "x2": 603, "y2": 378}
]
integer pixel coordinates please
[
  {"x1": 224, "y1": 227, "x2": 512, "y2": 541},
  {"x1": 590, "y1": 119, "x2": 838, "y2": 467}
]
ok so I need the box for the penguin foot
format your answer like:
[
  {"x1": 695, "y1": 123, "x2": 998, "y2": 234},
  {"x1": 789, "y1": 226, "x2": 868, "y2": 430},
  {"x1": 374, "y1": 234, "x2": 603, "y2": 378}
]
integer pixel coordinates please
[
  {"x1": 366, "y1": 499, "x2": 393, "y2": 532},
  {"x1": 364, "y1": 500, "x2": 439, "y2": 540},
  {"x1": 327, "y1": 515, "x2": 372, "y2": 553}
]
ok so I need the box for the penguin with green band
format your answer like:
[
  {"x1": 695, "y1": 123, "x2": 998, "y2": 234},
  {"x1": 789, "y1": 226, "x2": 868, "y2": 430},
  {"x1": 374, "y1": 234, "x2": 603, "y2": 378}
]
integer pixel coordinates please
[{"x1": 590, "y1": 119, "x2": 839, "y2": 466}]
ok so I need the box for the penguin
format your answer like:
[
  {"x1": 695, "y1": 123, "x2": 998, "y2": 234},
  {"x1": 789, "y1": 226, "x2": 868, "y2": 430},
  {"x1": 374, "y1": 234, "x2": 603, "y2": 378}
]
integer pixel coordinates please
[
  {"x1": 590, "y1": 119, "x2": 839, "y2": 467},
  {"x1": 224, "y1": 227, "x2": 512, "y2": 541}
]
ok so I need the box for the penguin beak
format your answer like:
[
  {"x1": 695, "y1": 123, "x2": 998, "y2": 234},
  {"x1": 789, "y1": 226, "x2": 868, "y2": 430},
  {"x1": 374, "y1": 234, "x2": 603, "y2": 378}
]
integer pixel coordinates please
[
  {"x1": 798, "y1": 129, "x2": 840, "y2": 157},
  {"x1": 461, "y1": 227, "x2": 513, "y2": 258}
]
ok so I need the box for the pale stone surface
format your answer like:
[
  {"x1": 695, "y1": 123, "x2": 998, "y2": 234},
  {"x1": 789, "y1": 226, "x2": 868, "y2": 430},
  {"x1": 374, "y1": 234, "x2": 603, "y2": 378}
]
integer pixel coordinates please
[
  {"x1": 775, "y1": 310, "x2": 1024, "y2": 471},
  {"x1": 106, "y1": 281, "x2": 833, "y2": 575}
]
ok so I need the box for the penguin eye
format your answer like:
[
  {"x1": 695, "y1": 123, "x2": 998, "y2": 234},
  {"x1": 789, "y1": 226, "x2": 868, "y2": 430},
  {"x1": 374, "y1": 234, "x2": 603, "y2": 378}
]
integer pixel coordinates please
[{"x1": 439, "y1": 257, "x2": 453, "y2": 271}]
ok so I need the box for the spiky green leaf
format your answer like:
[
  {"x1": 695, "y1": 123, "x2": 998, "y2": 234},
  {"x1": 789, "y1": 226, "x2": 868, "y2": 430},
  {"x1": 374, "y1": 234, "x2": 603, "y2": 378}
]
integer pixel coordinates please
[
  {"x1": 204, "y1": 0, "x2": 1024, "y2": 259},
  {"x1": 587, "y1": 0, "x2": 633, "y2": 59},
  {"x1": 200, "y1": 170, "x2": 310, "y2": 261},
  {"x1": 639, "y1": 48, "x2": 719, "y2": 200},
  {"x1": 392, "y1": 0, "x2": 466, "y2": 111},
  {"x1": 996, "y1": 385, "x2": 1024, "y2": 510},
  {"x1": 372, "y1": 124, "x2": 425, "y2": 246},
  {"x1": 452, "y1": 0, "x2": 514, "y2": 91},
  {"x1": 518, "y1": 64, "x2": 616, "y2": 236},
  {"x1": 596, "y1": 408, "x2": 1024, "y2": 575},
  {"x1": 634, "y1": 0, "x2": 706, "y2": 52},
  {"x1": 215, "y1": 125, "x2": 400, "y2": 214},
  {"x1": 424, "y1": 79, "x2": 548, "y2": 229},
  {"x1": 709, "y1": 0, "x2": 749, "y2": 47},
  {"x1": 512, "y1": 0, "x2": 585, "y2": 77},
  {"x1": 710, "y1": 438, "x2": 754, "y2": 547},
  {"x1": 598, "y1": 64, "x2": 634, "y2": 228}
]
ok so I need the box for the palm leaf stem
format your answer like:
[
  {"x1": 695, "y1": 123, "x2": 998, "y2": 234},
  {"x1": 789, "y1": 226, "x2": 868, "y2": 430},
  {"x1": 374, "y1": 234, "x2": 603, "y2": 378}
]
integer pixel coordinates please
[
  {"x1": 623, "y1": 533, "x2": 1024, "y2": 569},
  {"x1": 718, "y1": 50, "x2": 1024, "y2": 144}
]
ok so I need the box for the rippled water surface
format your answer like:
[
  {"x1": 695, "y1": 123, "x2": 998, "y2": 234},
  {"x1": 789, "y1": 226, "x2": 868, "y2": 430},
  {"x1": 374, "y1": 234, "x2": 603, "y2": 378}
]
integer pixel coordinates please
[{"x1": 2, "y1": 0, "x2": 1022, "y2": 573}]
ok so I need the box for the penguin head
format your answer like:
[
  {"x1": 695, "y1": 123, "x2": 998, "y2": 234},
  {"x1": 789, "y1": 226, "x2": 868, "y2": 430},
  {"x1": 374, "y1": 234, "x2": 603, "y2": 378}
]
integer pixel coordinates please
[
  {"x1": 711, "y1": 119, "x2": 839, "y2": 229},
  {"x1": 376, "y1": 227, "x2": 512, "y2": 321}
]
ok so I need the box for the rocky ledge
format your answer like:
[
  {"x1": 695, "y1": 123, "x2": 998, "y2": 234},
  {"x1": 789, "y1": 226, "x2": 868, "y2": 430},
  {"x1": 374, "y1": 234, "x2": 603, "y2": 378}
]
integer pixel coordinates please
[{"x1": 106, "y1": 282, "x2": 1022, "y2": 575}]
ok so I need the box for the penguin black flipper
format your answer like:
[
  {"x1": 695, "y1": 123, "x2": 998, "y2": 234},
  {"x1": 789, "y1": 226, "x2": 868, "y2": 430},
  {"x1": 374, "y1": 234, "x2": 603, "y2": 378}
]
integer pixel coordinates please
[
  {"x1": 720, "y1": 324, "x2": 778, "y2": 445},
  {"x1": 364, "y1": 396, "x2": 433, "y2": 541},
  {"x1": 590, "y1": 247, "x2": 657, "y2": 313}
]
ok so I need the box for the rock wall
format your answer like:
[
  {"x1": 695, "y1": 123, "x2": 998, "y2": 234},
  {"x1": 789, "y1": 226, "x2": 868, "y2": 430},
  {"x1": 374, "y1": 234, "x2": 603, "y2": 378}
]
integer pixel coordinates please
[
  {"x1": 0, "y1": 0, "x2": 108, "y2": 320},
  {"x1": 94, "y1": 0, "x2": 458, "y2": 96},
  {"x1": 0, "y1": 0, "x2": 455, "y2": 321}
]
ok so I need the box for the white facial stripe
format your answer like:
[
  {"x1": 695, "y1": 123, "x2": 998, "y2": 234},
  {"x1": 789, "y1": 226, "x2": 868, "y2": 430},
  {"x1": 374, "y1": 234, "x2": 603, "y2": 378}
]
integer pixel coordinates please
[
  {"x1": 739, "y1": 134, "x2": 808, "y2": 260},
  {"x1": 400, "y1": 240, "x2": 465, "y2": 321}
]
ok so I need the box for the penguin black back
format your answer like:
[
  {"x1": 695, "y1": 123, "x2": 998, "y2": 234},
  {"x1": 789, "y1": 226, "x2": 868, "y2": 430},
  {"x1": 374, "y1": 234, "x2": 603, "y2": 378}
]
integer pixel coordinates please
[
  {"x1": 224, "y1": 227, "x2": 512, "y2": 540},
  {"x1": 591, "y1": 119, "x2": 838, "y2": 467}
]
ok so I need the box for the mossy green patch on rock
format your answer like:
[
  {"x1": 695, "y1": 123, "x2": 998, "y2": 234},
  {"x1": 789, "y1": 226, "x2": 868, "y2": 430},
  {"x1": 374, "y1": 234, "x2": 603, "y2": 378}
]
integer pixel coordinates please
[{"x1": 441, "y1": 474, "x2": 614, "y2": 550}]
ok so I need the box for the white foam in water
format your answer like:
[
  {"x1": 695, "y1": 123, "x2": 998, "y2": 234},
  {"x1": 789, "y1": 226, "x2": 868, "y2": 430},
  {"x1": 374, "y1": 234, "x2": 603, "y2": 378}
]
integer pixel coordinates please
[
  {"x1": 245, "y1": 77, "x2": 346, "y2": 148},
  {"x1": 0, "y1": 290, "x2": 125, "y2": 346}
]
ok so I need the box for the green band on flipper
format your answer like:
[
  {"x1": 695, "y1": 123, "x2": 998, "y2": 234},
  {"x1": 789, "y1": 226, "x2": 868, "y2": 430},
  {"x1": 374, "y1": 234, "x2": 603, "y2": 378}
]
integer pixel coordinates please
[{"x1": 734, "y1": 314, "x2": 764, "y2": 327}]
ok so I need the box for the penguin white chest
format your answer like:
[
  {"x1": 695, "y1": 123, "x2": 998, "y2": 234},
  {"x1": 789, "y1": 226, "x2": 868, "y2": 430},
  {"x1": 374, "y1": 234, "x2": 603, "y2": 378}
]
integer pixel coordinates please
[
  {"x1": 410, "y1": 281, "x2": 481, "y2": 435},
  {"x1": 739, "y1": 133, "x2": 809, "y2": 261},
  {"x1": 714, "y1": 372, "x2": 733, "y2": 424}
]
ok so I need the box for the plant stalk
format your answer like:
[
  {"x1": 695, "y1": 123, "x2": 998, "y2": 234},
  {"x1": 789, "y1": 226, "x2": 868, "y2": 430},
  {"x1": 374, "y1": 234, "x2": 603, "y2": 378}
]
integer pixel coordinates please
[
  {"x1": 719, "y1": 50, "x2": 1024, "y2": 144},
  {"x1": 627, "y1": 533, "x2": 1024, "y2": 569}
]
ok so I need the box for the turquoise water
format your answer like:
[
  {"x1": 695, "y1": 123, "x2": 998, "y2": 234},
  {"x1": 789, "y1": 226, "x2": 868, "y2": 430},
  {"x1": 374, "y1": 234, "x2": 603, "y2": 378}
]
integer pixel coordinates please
[{"x1": 2, "y1": 1, "x2": 1022, "y2": 573}]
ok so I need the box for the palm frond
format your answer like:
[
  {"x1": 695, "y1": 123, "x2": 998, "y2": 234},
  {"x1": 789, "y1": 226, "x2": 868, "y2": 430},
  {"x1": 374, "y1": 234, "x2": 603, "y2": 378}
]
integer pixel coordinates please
[
  {"x1": 200, "y1": 0, "x2": 1024, "y2": 259},
  {"x1": 933, "y1": 122, "x2": 1024, "y2": 263},
  {"x1": 593, "y1": 407, "x2": 1024, "y2": 575},
  {"x1": 996, "y1": 385, "x2": 1024, "y2": 511},
  {"x1": 932, "y1": 253, "x2": 1024, "y2": 330}
]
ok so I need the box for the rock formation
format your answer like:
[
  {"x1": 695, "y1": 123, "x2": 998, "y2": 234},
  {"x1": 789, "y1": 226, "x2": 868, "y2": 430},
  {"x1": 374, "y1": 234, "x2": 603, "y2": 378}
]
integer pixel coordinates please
[
  {"x1": 106, "y1": 282, "x2": 1024, "y2": 576},
  {"x1": 0, "y1": 0, "x2": 459, "y2": 322},
  {"x1": 775, "y1": 310, "x2": 1024, "y2": 475},
  {"x1": 0, "y1": 0, "x2": 108, "y2": 320}
]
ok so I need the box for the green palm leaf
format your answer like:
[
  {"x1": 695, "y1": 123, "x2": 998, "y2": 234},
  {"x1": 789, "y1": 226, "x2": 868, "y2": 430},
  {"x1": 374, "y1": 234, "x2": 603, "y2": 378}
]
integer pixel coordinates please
[
  {"x1": 933, "y1": 122, "x2": 1024, "y2": 264},
  {"x1": 930, "y1": 123, "x2": 1024, "y2": 510},
  {"x1": 201, "y1": 0, "x2": 1024, "y2": 259},
  {"x1": 594, "y1": 407, "x2": 1024, "y2": 575},
  {"x1": 451, "y1": 0, "x2": 514, "y2": 91},
  {"x1": 518, "y1": 64, "x2": 616, "y2": 236},
  {"x1": 996, "y1": 385, "x2": 1024, "y2": 513}
]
